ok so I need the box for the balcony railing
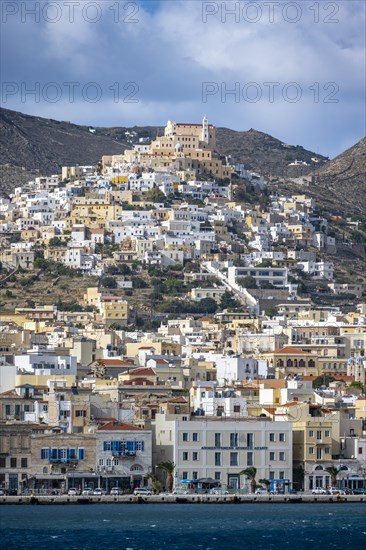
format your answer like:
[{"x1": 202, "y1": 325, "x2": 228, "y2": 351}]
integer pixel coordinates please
[
  {"x1": 49, "y1": 458, "x2": 78, "y2": 464},
  {"x1": 111, "y1": 450, "x2": 136, "y2": 457}
]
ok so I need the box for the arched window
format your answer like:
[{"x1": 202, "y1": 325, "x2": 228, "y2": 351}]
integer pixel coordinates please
[
  {"x1": 286, "y1": 359, "x2": 293, "y2": 368},
  {"x1": 299, "y1": 359, "x2": 305, "y2": 368},
  {"x1": 293, "y1": 359, "x2": 298, "y2": 368},
  {"x1": 308, "y1": 359, "x2": 315, "y2": 368},
  {"x1": 130, "y1": 464, "x2": 143, "y2": 472},
  {"x1": 315, "y1": 465, "x2": 323, "y2": 471}
]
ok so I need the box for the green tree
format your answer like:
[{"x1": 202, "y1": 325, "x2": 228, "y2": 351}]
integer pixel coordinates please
[
  {"x1": 132, "y1": 277, "x2": 148, "y2": 289},
  {"x1": 146, "y1": 472, "x2": 161, "y2": 495},
  {"x1": 220, "y1": 291, "x2": 241, "y2": 310},
  {"x1": 99, "y1": 276, "x2": 117, "y2": 289},
  {"x1": 237, "y1": 276, "x2": 257, "y2": 288},
  {"x1": 157, "y1": 461, "x2": 175, "y2": 493},
  {"x1": 240, "y1": 466, "x2": 257, "y2": 493},
  {"x1": 258, "y1": 478, "x2": 270, "y2": 491},
  {"x1": 196, "y1": 297, "x2": 218, "y2": 314},
  {"x1": 325, "y1": 466, "x2": 340, "y2": 487}
]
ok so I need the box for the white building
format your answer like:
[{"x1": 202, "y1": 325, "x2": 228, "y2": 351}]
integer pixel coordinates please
[
  {"x1": 153, "y1": 413, "x2": 293, "y2": 492},
  {"x1": 14, "y1": 348, "x2": 77, "y2": 376}
]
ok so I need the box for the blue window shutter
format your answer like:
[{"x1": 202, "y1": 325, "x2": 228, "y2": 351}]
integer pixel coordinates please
[
  {"x1": 78, "y1": 448, "x2": 84, "y2": 460},
  {"x1": 66, "y1": 449, "x2": 70, "y2": 460},
  {"x1": 58, "y1": 449, "x2": 62, "y2": 460},
  {"x1": 103, "y1": 441, "x2": 107, "y2": 452},
  {"x1": 48, "y1": 448, "x2": 51, "y2": 459},
  {"x1": 127, "y1": 441, "x2": 133, "y2": 451},
  {"x1": 141, "y1": 441, "x2": 144, "y2": 452}
]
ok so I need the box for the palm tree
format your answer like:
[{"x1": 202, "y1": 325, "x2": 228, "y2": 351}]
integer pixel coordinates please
[
  {"x1": 325, "y1": 466, "x2": 340, "y2": 488},
  {"x1": 146, "y1": 472, "x2": 161, "y2": 495},
  {"x1": 240, "y1": 466, "x2": 257, "y2": 493},
  {"x1": 157, "y1": 461, "x2": 175, "y2": 493},
  {"x1": 258, "y1": 478, "x2": 270, "y2": 492}
]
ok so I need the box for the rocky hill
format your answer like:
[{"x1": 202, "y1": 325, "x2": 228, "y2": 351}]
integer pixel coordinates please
[
  {"x1": 314, "y1": 138, "x2": 366, "y2": 216},
  {"x1": 0, "y1": 108, "x2": 364, "y2": 219},
  {"x1": 0, "y1": 107, "x2": 327, "y2": 193}
]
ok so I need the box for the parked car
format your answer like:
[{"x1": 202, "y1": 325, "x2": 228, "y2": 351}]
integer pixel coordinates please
[
  {"x1": 133, "y1": 488, "x2": 152, "y2": 496},
  {"x1": 110, "y1": 488, "x2": 122, "y2": 496},
  {"x1": 255, "y1": 488, "x2": 268, "y2": 495},
  {"x1": 312, "y1": 487, "x2": 328, "y2": 495},
  {"x1": 82, "y1": 488, "x2": 93, "y2": 496},
  {"x1": 68, "y1": 488, "x2": 79, "y2": 496},
  {"x1": 353, "y1": 488, "x2": 366, "y2": 495},
  {"x1": 0, "y1": 489, "x2": 4, "y2": 496},
  {"x1": 93, "y1": 488, "x2": 103, "y2": 496}
]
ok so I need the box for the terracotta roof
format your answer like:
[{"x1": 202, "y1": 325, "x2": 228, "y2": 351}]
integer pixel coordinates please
[
  {"x1": 125, "y1": 367, "x2": 156, "y2": 377},
  {"x1": 101, "y1": 359, "x2": 132, "y2": 366},
  {"x1": 97, "y1": 421, "x2": 143, "y2": 431},
  {"x1": 150, "y1": 359, "x2": 169, "y2": 365},
  {"x1": 138, "y1": 346, "x2": 156, "y2": 350}
]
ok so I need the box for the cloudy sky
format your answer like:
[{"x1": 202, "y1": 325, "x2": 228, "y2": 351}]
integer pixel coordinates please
[{"x1": 1, "y1": 0, "x2": 365, "y2": 158}]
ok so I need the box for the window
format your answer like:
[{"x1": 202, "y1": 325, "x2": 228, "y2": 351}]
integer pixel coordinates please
[
  {"x1": 234, "y1": 405, "x2": 240, "y2": 413},
  {"x1": 359, "y1": 447, "x2": 363, "y2": 455},
  {"x1": 325, "y1": 447, "x2": 330, "y2": 455},
  {"x1": 21, "y1": 458, "x2": 27, "y2": 468},
  {"x1": 316, "y1": 430, "x2": 322, "y2": 440},
  {"x1": 78, "y1": 448, "x2": 85, "y2": 460},
  {"x1": 106, "y1": 458, "x2": 111, "y2": 467},
  {"x1": 230, "y1": 433, "x2": 238, "y2": 448},
  {"x1": 269, "y1": 433, "x2": 275, "y2": 442},
  {"x1": 279, "y1": 452, "x2": 285, "y2": 461},
  {"x1": 215, "y1": 452, "x2": 221, "y2": 466},
  {"x1": 279, "y1": 471, "x2": 285, "y2": 480},
  {"x1": 182, "y1": 433, "x2": 189, "y2": 442},
  {"x1": 325, "y1": 430, "x2": 330, "y2": 438},
  {"x1": 316, "y1": 448, "x2": 322, "y2": 460},
  {"x1": 99, "y1": 459, "x2": 104, "y2": 466},
  {"x1": 75, "y1": 410, "x2": 86, "y2": 417},
  {"x1": 269, "y1": 452, "x2": 275, "y2": 461},
  {"x1": 192, "y1": 471, "x2": 198, "y2": 480},
  {"x1": 41, "y1": 448, "x2": 49, "y2": 459},
  {"x1": 214, "y1": 433, "x2": 221, "y2": 448},
  {"x1": 10, "y1": 458, "x2": 17, "y2": 468},
  {"x1": 279, "y1": 433, "x2": 285, "y2": 442},
  {"x1": 247, "y1": 433, "x2": 253, "y2": 448},
  {"x1": 215, "y1": 471, "x2": 221, "y2": 481},
  {"x1": 183, "y1": 452, "x2": 188, "y2": 461},
  {"x1": 309, "y1": 447, "x2": 314, "y2": 455},
  {"x1": 309, "y1": 430, "x2": 314, "y2": 438},
  {"x1": 192, "y1": 452, "x2": 198, "y2": 461},
  {"x1": 182, "y1": 471, "x2": 188, "y2": 480},
  {"x1": 192, "y1": 433, "x2": 198, "y2": 442},
  {"x1": 113, "y1": 458, "x2": 119, "y2": 466},
  {"x1": 230, "y1": 452, "x2": 238, "y2": 466},
  {"x1": 247, "y1": 452, "x2": 253, "y2": 466},
  {"x1": 5, "y1": 405, "x2": 11, "y2": 416},
  {"x1": 269, "y1": 471, "x2": 275, "y2": 480}
]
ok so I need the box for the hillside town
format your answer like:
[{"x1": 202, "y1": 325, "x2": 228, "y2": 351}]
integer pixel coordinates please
[{"x1": 0, "y1": 117, "x2": 365, "y2": 498}]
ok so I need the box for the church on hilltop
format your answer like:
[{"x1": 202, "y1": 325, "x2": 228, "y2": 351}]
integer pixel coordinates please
[{"x1": 109, "y1": 116, "x2": 232, "y2": 181}]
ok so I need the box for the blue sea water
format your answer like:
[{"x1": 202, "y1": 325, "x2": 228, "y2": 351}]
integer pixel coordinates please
[{"x1": 0, "y1": 503, "x2": 365, "y2": 549}]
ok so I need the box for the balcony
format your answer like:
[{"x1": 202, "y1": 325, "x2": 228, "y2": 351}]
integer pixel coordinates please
[
  {"x1": 111, "y1": 450, "x2": 136, "y2": 458},
  {"x1": 49, "y1": 458, "x2": 78, "y2": 465}
]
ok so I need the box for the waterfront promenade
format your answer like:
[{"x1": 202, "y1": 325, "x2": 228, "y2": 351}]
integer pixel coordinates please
[{"x1": 1, "y1": 494, "x2": 365, "y2": 505}]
